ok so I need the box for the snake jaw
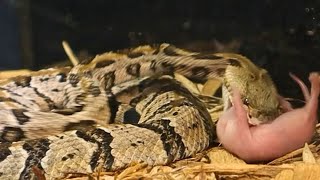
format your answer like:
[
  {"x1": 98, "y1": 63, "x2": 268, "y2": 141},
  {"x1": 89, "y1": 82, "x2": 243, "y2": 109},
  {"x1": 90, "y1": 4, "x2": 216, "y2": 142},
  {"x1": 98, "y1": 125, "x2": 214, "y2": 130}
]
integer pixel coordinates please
[
  {"x1": 223, "y1": 74, "x2": 281, "y2": 126},
  {"x1": 220, "y1": 54, "x2": 283, "y2": 126},
  {"x1": 222, "y1": 82, "x2": 233, "y2": 111},
  {"x1": 223, "y1": 81, "x2": 258, "y2": 125},
  {"x1": 247, "y1": 114, "x2": 261, "y2": 125},
  {"x1": 223, "y1": 81, "x2": 267, "y2": 126}
]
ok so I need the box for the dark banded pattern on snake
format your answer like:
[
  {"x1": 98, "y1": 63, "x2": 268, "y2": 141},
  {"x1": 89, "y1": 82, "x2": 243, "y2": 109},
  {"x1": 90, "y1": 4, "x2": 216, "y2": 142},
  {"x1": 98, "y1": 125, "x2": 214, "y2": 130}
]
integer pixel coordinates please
[
  {"x1": 0, "y1": 77, "x2": 216, "y2": 179},
  {"x1": 0, "y1": 43, "x2": 281, "y2": 179}
]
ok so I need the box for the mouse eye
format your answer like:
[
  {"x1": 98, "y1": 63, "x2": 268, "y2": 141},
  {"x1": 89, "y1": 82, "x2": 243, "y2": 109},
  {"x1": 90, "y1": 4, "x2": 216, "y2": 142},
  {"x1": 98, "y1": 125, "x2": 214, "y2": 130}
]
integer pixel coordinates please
[{"x1": 243, "y1": 98, "x2": 249, "y2": 106}]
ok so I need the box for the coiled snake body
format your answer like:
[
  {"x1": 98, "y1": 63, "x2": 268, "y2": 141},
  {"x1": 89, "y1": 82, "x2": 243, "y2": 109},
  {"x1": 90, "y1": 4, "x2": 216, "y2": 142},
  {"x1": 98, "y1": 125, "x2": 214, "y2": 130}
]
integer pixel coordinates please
[{"x1": 0, "y1": 44, "x2": 280, "y2": 179}]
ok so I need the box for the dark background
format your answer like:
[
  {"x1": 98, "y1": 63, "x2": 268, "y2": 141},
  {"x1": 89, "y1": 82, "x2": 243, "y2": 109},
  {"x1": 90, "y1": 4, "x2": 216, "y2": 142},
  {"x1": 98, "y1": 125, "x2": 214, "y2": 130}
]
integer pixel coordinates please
[{"x1": 1, "y1": 0, "x2": 320, "y2": 101}]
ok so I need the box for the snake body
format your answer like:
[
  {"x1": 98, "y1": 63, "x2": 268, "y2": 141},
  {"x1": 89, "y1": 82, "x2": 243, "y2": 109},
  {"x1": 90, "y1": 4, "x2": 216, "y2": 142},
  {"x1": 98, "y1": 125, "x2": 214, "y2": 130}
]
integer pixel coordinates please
[{"x1": 0, "y1": 44, "x2": 281, "y2": 179}]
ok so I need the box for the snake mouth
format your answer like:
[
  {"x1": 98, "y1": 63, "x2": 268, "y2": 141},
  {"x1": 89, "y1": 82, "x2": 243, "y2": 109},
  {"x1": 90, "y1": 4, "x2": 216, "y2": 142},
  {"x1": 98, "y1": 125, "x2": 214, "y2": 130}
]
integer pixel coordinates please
[
  {"x1": 223, "y1": 81, "x2": 261, "y2": 126},
  {"x1": 223, "y1": 80, "x2": 236, "y2": 110}
]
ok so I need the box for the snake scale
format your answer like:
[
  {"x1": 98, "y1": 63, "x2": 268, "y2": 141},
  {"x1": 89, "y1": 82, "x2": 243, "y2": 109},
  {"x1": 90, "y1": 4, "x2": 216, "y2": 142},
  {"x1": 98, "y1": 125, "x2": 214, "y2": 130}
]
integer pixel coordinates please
[{"x1": 0, "y1": 44, "x2": 281, "y2": 179}]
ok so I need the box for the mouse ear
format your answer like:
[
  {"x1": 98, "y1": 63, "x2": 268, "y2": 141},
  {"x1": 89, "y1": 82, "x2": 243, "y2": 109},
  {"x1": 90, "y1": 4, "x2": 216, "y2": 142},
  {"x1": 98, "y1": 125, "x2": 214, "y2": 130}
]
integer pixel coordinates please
[{"x1": 278, "y1": 95, "x2": 293, "y2": 112}]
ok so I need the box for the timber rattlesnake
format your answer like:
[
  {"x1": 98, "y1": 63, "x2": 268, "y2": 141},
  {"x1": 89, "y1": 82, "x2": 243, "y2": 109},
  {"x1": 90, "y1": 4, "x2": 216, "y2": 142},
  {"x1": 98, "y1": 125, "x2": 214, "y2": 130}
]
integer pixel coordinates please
[{"x1": 0, "y1": 44, "x2": 281, "y2": 179}]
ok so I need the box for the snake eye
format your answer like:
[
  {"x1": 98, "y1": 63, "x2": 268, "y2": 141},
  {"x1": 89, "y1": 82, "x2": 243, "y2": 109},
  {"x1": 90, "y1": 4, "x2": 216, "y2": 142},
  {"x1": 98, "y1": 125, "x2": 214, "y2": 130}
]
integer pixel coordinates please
[
  {"x1": 243, "y1": 98, "x2": 249, "y2": 106},
  {"x1": 249, "y1": 73, "x2": 255, "y2": 80}
]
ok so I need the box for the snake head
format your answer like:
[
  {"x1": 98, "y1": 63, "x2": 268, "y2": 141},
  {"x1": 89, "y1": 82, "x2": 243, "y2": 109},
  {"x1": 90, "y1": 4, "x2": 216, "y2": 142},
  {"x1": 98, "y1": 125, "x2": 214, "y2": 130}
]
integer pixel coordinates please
[{"x1": 220, "y1": 54, "x2": 282, "y2": 125}]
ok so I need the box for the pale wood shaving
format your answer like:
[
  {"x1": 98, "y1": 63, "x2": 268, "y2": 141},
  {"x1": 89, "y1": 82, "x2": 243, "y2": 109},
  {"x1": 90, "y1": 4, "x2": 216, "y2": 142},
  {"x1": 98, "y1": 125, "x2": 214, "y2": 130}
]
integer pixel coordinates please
[
  {"x1": 274, "y1": 169, "x2": 294, "y2": 180},
  {"x1": 201, "y1": 147, "x2": 246, "y2": 164},
  {"x1": 302, "y1": 143, "x2": 316, "y2": 163},
  {"x1": 62, "y1": 40, "x2": 79, "y2": 66},
  {"x1": 0, "y1": 69, "x2": 32, "y2": 80}
]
